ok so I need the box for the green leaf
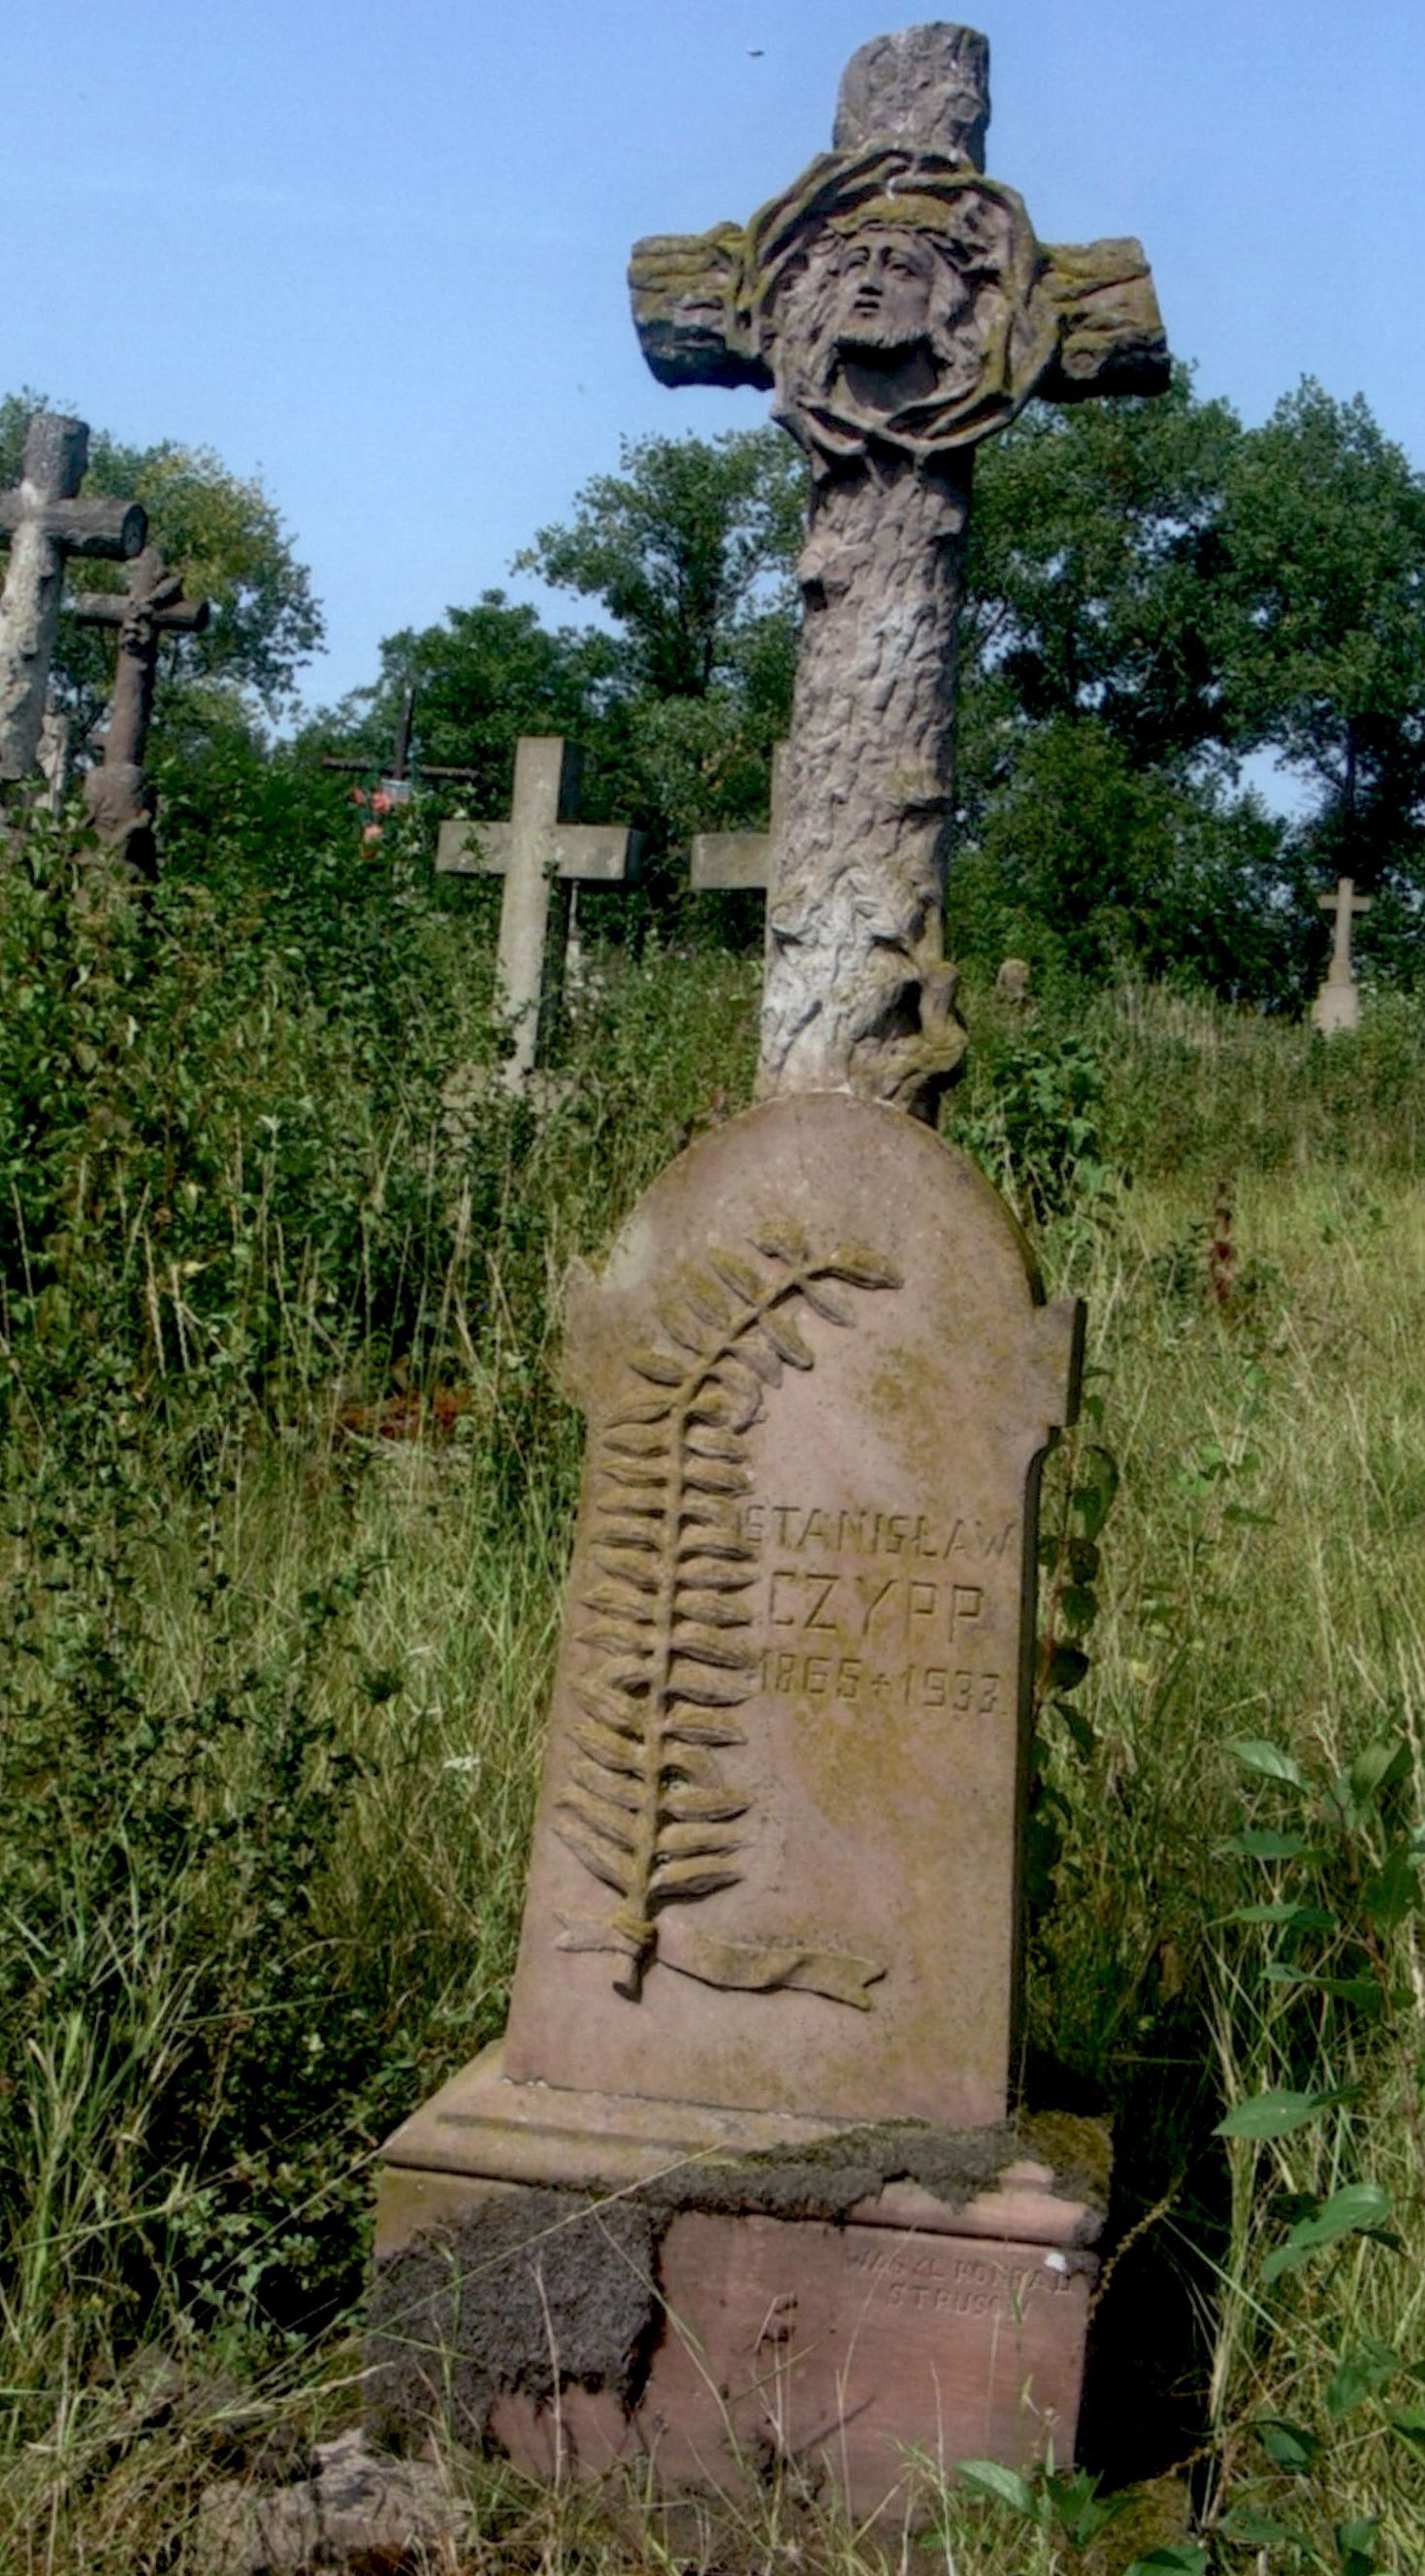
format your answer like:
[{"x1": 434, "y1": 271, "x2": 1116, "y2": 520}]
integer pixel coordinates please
[
  {"x1": 1326, "y1": 2337, "x2": 1398, "y2": 2420},
  {"x1": 1228, "y1": 1901, "x2": 1336, "y2": 1928},
  {"x1": 1263, "y1": 1968, "x2": 1383, "y2": 2012},
  {"x1": 1360, "y1": 1841, "x2": 1419, "y2": 1932},
  {"x1": 954, "y1": 2459, "x2": 1038, "y2": 2519},
  {"x1": 1254, "y1": 2416, "x2": 1322, "y2": 2472},
  {"x1": 1069, "y1": 1443, "x2": 1119, "y2": 1540},
  {"x1": 1220, "y1": 1825, "x2": 1319, "y2": 1859},
  {"x1": 1335, "y1": 2518, "x2": 1384, "y2": 2576},
  {"x1": 1347, "y1": 1737, "x2": 1409, "y2": 1805},
  {"x1": 1218, "y1": 2505, "x2": 1301, "y2": 2545},
  {"x1": 1228, "y1": 1737, "x2": 1309, "y2": 1788},
  {"x1": 1389, "y1": 2406, "x2": 1425, "y2": 2452},
  {"x1": 1214, "y1": 2087, "x2": 1337, "y2": 2140},
  {"x1": 1123, "y1": 2550, "x2": 1208, "y2": 2576},
  {"x1": 1046, "y1": 1642, "x2": 1089, "y2": 1693},
  {"x1": 1262, "y1": 2183, "x2": 1394, "y2": 2282}
]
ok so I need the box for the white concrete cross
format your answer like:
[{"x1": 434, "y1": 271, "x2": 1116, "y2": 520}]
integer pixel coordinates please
[
  {"x1": 689, "y1": 744, "x2": 788, "y2": 895},
  {"x1": 1312, "y1": 875, "x2": 1373, "y2": 1037},
  {"x1": 436, "y1": 736, "x2": 642, "y2": 1089}
]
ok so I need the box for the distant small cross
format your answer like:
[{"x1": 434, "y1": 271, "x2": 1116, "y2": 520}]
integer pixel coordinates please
[
  {"x1": 1312, "y1": 876, "x2": 1373, "y2": 1037},
  {"x1": 1318, "y1": 876, "x2": 1372, "y2": 984},
  {"x1": 322, "y1": 686, "x2": 498, "y2": 806},
  {"x1": 323, "y1": 685, "x2": 418, "y2": 805},
  {"x1": 437, "y1": 737, "x2": 643, "y2": 1087},
  {"x1": 690, "y1": 745, "x2": 788, "y2": 895},
  {"x1": 0, "y1": 412, "x2": 146, "y2": 783}
]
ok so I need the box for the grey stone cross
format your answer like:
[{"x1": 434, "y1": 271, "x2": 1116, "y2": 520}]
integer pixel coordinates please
[
  {"x1": 632, "y1": 22, "x2": 1168, "y2": 1118},
  {"x1": 437, "y1": 736, "x2": 643, "y2": 1089},
  {"x1": 690, "y1": 744, "x2": 788, "y2": 895},
  {"x1": 72, "y1": 547, "x2": 210, "y2": 873},
  {"x1": 0, "y1": 414, "x2": 146, "y2": 783},
  {"x1": 1312, "y1": 876, "x2": 1373, "y2": 1036}
]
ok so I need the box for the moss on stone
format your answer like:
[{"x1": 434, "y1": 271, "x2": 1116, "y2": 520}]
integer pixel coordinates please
[{"x1": 633, "y1": 2109, "x2": 1111, "y2": 2226}]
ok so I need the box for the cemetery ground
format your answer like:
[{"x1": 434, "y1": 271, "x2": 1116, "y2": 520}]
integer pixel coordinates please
[{"x1": 1, "y1": 803, "x2": 1423, "y2": 2573}]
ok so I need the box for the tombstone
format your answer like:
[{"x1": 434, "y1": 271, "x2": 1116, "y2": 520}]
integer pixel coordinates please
[
  {"x1": 995, "y1": 956, "x2": 1032, "y2": 1007},
  {"x1": 372, "y1": 21, "x2": 1165, "y2": 2522},
  {"x1": 71, "y1": 548, "x2": 210, "y2": 876},
  {"x1": 690, "y1": 743, "x2": 788, "y2": 895},
  {"x1": 0, "y1": 414, "x2": 145, "y2": 784},
  {"x1": 436, "y1": 737, "x2": 643, "y2": 1090},
  {"x1": 1311, "y1": 877, "x2": 1372, "y2": 1037}
]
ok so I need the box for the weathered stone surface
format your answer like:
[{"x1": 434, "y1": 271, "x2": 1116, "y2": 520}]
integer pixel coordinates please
[
  {"x1": 995, "y1": 955, "x2": 1032, "y2": 1005},
  {"x1": 435, "y1": 737, "x2": 642, "y2": 1088},
  {"x1": 833, "y1": 21, "x2": 990, "y2": 161},
  {"x1": 72, "y1": 546, "x2": 209, "y2": 873},
  {"x1": 1311, "y1": 876, "x2": 1371, "y2": 1037},
  {"x1": 502, "y1": 1092, "x2": 1079, "y2": 2129},
  {"x1": 196, "y1": 2429, "x2": 460, "y2": 2574},
  {"x1": 369, "y1": 2171, "x2": 1096, "y2": 2522},
  {"x1": 630, "y1": 23, "x2": 1168, "y2": 1117},
  {"x1": 0, "y1": 413, "x2": 145, "y2": 784},
  {"x1": 690, "y1": 743, "x2": 786, "y2": 892}
]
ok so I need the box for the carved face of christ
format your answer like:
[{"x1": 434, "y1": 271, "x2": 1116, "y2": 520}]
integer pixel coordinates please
[{"x1": 832, "y1": 229, "x2": 939, "y2": 357}]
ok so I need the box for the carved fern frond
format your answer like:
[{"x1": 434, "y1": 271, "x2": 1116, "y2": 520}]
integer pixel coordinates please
[{"x1": 554, "y1": 1230, "x2": 901, "y2": 2001}]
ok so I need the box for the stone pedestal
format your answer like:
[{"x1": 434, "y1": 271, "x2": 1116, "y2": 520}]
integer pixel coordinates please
[
  {"x1": 372, "y1": 2045, "x2": 1106, "y2": 2524},
  {"x1": 1311, "y1": 975, "x2": 1361, "y2": 1037}
]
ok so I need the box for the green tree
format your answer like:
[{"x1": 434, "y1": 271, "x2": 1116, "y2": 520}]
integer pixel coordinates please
[
  {"x1": 515, "y1": 428, "x2": 804, "y2": 704},
  {"x1": 1219, "y1": 380, "x2": 1425, "y2": 900},
  {"x1": 305, "y1": 590, "x2": 613, "y2": 821},
  {"x1": 960, "y1": 369, "x2": 1246, "y2": 805},
  {"x1": 0, "y1": 392, "x2": 323, "y2": 742}
]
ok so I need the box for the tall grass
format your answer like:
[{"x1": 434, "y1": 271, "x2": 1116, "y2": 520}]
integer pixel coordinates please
[{"x1": 1, "y1": 821, "x2": 1422, "y2": 2570}]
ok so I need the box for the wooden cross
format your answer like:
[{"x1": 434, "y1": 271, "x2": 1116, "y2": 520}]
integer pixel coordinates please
[
  {"x1": 690, "y1": 744, "x2": 788, "y2": 894},
  {"x1": 436, "y1": 736, "x2": 643, "y2": 1088},
  {"x1": 71, "y1": 547, "x2": 210, "y2": 870},
  {"x1": 1312, "y1": 875, "x2": 1373, "y2": 1036},
  {"x1": 323, "y1": 685, "x2": 418, "y2": 806},
  {"x1": 322, "y1": 685, "x2": 498, "y2": 807},
  {"x1": 0, "y1": 413, "x2": 146, "y2": 783},
  {"x1": 632, "y1": 22, "x2": 1167, "y2": 1116}
]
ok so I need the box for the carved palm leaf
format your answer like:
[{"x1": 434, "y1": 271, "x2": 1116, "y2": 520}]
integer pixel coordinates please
[{"x1": 553, "y1": 1229, "x2": 901, "y2": 1999}]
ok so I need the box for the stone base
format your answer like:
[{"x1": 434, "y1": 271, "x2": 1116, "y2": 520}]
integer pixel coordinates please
[
  {"x1": 1311, "y1": 976, "x2": 1361, "y2": 1036},
  {"x1": 370, "y1": 2046, "x2": 1105, "y2": 2526}
]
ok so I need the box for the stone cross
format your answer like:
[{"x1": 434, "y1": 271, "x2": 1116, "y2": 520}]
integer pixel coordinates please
[
  {"x1": 71, "y1": 548, "x2": 210, "y2": 873},
  {"x1": 690, "y1": 743, "x2": 788, "y2": 894},
  {"x1": 631, "y1": 22, "x2": 1167, "y2": 1118},
  {"x1": 370, "y1": 25, "x2": 1157, "y2": 2517},
  {"x1": 1311, "y1": 876, "x2": 1373, "y2": 1037},
  {"x1": 436, "y1": 736, "x2": 643, "y2": 1088},
  {"x1": 0, "y1": 414, "x2": 146, "y2": 784}
]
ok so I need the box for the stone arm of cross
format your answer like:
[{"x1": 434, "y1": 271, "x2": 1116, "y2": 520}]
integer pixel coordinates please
[{"x1": 630, "y1": 220, "x2": 1167, "y2": 411}]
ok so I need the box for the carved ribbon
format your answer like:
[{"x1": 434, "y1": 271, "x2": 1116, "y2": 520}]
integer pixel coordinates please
[{"x1": 557, "y1": 1912, "x2": 886, "y2": 2012}]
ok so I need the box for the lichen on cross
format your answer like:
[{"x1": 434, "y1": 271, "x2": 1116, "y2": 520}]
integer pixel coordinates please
[{"x1": 631, "y1": 21, "x2": 1169, "y2": 1118}]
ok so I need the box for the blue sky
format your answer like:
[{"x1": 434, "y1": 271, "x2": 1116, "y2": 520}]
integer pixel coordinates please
[{"x1": 8, "y1": 2, "x2": 1423, "y2": 711}]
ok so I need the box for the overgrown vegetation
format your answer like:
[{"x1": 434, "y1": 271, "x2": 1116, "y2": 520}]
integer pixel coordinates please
[{"x1": 0, "y1": 784, "x2": 1420, "y2": 2573}]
